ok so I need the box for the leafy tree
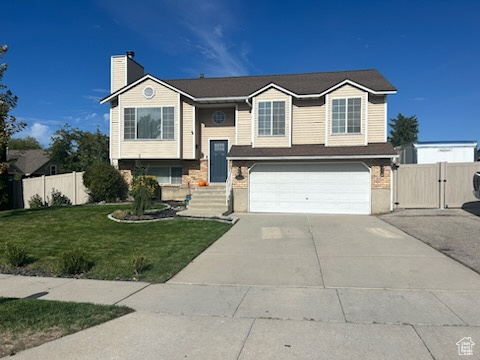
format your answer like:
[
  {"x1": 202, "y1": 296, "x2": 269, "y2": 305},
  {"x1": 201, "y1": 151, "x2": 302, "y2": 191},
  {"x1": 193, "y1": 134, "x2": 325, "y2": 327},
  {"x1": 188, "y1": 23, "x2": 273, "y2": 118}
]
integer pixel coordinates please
[
  {"x1": 8, "y1": 136, "x2": 42, "y2": 150},
  {"x1": 48, "y1": 125, "x2": 109, "y2": 172},
  {"x1": 0, "y1": 44, "x2": 26, "y2": 209},
  {"x1": 388, "y1": 113, "x2": 419, "y2": 147}
]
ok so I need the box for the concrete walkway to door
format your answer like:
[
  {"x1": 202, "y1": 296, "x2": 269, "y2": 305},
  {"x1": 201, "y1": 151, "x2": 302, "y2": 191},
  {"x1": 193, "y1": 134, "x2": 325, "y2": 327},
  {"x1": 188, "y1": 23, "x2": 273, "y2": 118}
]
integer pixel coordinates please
[{"x1": 4, "y1": 214, "x2": 480, "y2": 359}]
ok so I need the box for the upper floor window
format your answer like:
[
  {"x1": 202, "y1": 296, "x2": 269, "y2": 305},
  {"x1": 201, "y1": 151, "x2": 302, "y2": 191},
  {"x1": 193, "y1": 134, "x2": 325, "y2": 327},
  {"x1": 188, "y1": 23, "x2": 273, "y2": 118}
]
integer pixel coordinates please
[
  {"x1": 258, "y1": 101, "x2": 285, "y2": 136},
  {"x1": 124, "y1": 107, "x2": 175, "y2": 140},
  {"x1": 332, "y1": 98, "x2": 361, "y2": 134},
  {"x1": 212, "y1": 111, "x2": 225, "y2": 125}
]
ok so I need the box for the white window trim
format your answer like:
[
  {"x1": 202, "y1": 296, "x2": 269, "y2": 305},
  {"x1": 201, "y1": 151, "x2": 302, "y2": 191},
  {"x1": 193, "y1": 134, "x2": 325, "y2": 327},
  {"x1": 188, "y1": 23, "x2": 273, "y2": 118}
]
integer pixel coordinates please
[
  {"x1": 123, "y1": 105, "x2": 176, "y2": 141},
  {"x1": 212, "y1": 110, "x2": 226, "y2": 125},
  {"x1": 143, "y1": 86, "x2": 155, "y2": 99},
  {"x1": 148, "y1": 166, "x2": 183, "y2": 185},
  {"x1": 330, "y1": 96, "x2": 363, "y2": 135},
  {"x1": 257, "y1": 99, "x2": 287, "y2": 137}
]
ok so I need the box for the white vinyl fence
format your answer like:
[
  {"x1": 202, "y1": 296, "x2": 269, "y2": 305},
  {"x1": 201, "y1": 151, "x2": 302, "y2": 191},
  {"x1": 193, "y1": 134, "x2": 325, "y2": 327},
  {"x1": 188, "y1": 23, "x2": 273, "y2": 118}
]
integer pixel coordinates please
[{"x1": 22, "y1": 172, "x2": 89, "y2": 208}]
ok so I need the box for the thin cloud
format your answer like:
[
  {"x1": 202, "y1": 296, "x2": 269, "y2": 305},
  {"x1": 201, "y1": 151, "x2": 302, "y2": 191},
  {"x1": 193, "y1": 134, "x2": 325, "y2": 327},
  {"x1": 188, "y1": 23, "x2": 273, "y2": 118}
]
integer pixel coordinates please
[
  {"x1": 100, "y1": 0, "x2": 250, "y2": 77},
  {"x1": 103, "y1": 113, "x2": 109, "y2": 122},
  {"x1": 92, "y1": 88, "x2": 109, "y2": 93},
  {"x1": 83, "y1": 95, "x2": 102, "y2": 102}
]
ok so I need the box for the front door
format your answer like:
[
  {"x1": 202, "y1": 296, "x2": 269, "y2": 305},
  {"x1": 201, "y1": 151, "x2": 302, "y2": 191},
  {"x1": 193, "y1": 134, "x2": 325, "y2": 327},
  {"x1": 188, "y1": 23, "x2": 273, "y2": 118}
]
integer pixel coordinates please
[{"x1": 210, "y1": 140, "x2": 228, "y2": 182}]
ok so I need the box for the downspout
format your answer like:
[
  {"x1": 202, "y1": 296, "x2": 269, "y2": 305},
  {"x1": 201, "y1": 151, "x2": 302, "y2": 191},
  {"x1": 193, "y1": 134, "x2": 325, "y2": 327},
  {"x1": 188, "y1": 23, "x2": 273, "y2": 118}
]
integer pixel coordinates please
[{"x1": 245, "y1": 97, "x2": 252, "y2": 108}]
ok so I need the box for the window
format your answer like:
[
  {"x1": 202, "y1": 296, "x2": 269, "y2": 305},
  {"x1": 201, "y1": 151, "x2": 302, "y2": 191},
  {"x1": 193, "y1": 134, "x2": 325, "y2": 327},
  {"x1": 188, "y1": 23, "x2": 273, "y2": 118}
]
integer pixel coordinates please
[
  {"x1": 332, "y1": 98, "x2": 361, "y2": 134},
  {"x1": 212, "y1": 111, "x2": 225, "y2": 125},
  {"x1": 124, "y1": 107, "x2": 175, "y2": 140},
  {"x1": 143, "y1": 86, "x2": 155, "y2": 99},
  {"x1": 258, "y1": 101, "x2": 285, "y2": 136},
  {"x1": 148, "y1": 167, "x2": 182, "y2": 185},
  {"x1": 50, "y1": 165, "x2": 57, "y2": 176}
]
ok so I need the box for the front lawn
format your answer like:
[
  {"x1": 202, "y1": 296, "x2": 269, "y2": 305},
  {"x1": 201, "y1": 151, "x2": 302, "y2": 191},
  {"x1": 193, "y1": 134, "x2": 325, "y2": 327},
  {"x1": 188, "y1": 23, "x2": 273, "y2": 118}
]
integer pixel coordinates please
[
  {"x1": 0, "y1": 297, "x2": 133, "y2": 357},
  {"x1": 0, "y1": 205, "x2": 232, "y2": 282}
]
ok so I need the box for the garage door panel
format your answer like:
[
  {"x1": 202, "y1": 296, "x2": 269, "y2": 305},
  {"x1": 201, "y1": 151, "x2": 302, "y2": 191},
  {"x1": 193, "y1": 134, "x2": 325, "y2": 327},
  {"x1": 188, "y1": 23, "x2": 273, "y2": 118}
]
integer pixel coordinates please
[{"x1": 249, "y1": 163, "x2": 370, "y2": 214}]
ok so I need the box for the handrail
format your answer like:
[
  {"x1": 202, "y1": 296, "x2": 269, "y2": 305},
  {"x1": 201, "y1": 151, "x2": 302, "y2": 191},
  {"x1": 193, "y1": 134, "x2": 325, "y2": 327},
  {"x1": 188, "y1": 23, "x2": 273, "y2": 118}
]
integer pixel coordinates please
[{"x1": 226, "y1": 168, "x2": 233, "y2": 206}]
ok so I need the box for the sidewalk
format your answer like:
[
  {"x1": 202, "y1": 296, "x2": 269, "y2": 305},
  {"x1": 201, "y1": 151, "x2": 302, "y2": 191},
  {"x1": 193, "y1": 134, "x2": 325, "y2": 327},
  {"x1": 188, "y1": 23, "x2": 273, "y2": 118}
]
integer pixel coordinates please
[{"x1": 2, "y1": 274, "x2": 480, "y2": 359}]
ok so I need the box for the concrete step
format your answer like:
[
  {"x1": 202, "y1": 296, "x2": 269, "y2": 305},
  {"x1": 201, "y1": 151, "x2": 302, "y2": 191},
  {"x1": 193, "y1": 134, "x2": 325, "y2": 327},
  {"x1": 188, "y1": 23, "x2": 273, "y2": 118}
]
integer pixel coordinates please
[
  {"x1": 177, "y1": 209, "x2": 228, "y2": 218},
  {"x1": 188, "y1": 198, "x2": 226, "y2": 206},
  {"x1": 189, "y1": 194, "x2": 226, "y2": 202},
  {"x1": 191, "y1": 188, "x2": 226, "y2": 195},
  {"x1": 187, "y1": 204, "x2": 228, "y2": 212}
]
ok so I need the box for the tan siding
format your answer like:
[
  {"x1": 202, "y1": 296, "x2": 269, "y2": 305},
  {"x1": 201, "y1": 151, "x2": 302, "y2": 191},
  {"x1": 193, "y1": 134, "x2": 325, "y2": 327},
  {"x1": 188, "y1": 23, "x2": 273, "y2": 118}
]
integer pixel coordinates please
[
  {"x1": 292, "y1": 98, "x2": 325, "y2": 145},
  {"x1": 198, "y1": 108, "x2": 235, "y2": 159},
  {"x1": 111, "y1": 56, "x2": 126, "y2": 92},
  {"x1": 236, "y1": 102, "x2": 251, "y2": 145},
  {"x1": 253, "y1": 88, "x2": 290, "y2": 148},
  {"x1": 110, "y1": 105, "x2": 119, "y2": 160},
  {"x1": 119, "y1": 79, "x2": 180, "y2": 159},
  {"x1": 327, "y1": 84, "x2": 367, "y2": 146},
  {"x1": 182, "y1": 99, "x2": 194, "y2": 159},
  {"x1": 368, "y1": 95, "x2": 386, "y2": 143}
]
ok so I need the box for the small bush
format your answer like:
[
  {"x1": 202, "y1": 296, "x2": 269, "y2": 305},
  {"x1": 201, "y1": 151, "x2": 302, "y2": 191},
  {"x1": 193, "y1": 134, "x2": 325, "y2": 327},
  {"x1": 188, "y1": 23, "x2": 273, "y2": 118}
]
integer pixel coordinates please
[
  {"x1": 29, "y1": 194, "x2": 47, "y2": 209},
  {"x1": 130, "y1": 168, "x2": 158, "y2": 216},
  {"x1": 4, "y1": 242, "x2": 29, "y2": 267},
  {"x1": 57, "y1": 250, "x2": 92, "y2": 275},
  {"x1": 130, "y1": 175, "x2": 159, "y2": 200},
  {"x1": 130, "y1": 251, "x2": 148, "y2": 276},
  {"x1": 83, "y1": 162, "x2": 128, "y2": 203},
  {"x1": 49, "y1": 189, "x2": 72, "y2": 207},
  {"x1": 111, "y1": 209, "x2": 131, "y2": 220}
]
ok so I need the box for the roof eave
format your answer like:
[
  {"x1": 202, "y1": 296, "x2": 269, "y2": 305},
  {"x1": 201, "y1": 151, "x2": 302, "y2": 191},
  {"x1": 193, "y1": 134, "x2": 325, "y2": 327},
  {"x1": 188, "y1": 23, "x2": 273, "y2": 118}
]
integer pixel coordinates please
[{"x1": 228, "y1": 154, "x2": 398, "y2": 160}]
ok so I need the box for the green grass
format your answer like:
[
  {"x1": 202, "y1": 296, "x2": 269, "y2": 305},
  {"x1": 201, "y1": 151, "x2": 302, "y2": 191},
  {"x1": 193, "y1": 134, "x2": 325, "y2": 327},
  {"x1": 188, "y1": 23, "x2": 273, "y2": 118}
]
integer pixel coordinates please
[
  {"x1": 0, "y1": 297, "x2": 133, "y2": 356},
  {"x1": 0, "y1": 204, "x2": 232, "y2": 282}
]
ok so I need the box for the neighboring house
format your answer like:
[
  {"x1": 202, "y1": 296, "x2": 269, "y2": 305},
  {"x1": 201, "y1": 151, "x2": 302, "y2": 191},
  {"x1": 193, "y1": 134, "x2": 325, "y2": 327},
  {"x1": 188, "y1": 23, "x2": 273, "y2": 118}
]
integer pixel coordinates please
[
  {"x1": 100, "y1": 51, "x2": 398, "y2": 215},
  {"x1": 396, "y1": 141, "x2": 478, "y2": 164},
  {"x1": 6, "y1": 149, "x2": 58, "y2": 178}
]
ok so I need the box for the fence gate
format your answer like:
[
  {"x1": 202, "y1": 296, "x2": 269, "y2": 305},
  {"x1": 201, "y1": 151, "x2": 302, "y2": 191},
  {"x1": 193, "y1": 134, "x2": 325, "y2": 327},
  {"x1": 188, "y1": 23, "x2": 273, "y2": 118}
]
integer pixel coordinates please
[
  {"x1": 394, "y1": 162, "x2": 480, "y2": 209},
  {"x1": 394, "y1": 164, "x2": 440, "y2": 208}
]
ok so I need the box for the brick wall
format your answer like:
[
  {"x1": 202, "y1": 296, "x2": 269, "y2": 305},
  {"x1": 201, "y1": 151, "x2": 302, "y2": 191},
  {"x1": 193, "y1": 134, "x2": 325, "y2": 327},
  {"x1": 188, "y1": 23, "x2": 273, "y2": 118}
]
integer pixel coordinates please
[
  {"x1": 181, "y1": 160, "x2": 208, "y2": 187},
  {"x1": 367, "y1": 159, "x2": 391, "y2": 190},
  {"x1": 231, "y1": 160, "x2": 254, "y2": 189}
]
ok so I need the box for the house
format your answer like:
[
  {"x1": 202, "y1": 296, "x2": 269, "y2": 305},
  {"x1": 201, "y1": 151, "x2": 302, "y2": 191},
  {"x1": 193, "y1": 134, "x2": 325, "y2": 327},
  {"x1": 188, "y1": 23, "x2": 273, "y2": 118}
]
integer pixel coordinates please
[
  {"x1": 100, "y1": 51, "x2": 397, "y2": 215},
  {"x1": 396, "y1": 141, "x2": 478, "y2": 164},
  {"x1": 456, "y1": 337, "x2": 475, "y2": 356},
  {"x1": 6, "y1": 149, "x2": 58, "y2": 178}
]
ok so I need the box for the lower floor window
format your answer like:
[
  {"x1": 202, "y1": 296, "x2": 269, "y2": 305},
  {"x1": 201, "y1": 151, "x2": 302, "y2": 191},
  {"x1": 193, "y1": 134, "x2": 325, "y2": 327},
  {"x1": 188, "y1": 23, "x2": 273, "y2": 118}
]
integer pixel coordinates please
[{"x1": 148, "y1": 167, "x2": 182, "y2": 185}]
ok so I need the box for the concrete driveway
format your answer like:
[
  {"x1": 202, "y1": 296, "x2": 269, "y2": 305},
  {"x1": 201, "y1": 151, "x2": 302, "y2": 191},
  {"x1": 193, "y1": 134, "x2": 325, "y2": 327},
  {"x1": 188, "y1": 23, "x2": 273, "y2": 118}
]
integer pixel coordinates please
[
  {"x1": 170, "y1": 214, "x2": 480, "y2": 290},
  {"x1": 5, "y1": 214, "x2": 480, "y2": 359}
]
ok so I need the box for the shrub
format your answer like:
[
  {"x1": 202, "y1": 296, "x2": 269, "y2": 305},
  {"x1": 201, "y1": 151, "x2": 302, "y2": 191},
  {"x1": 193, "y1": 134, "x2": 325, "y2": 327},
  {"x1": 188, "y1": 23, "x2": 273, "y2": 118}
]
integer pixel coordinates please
[
  {"x1": 4, "y1": 242, "x2": 29, "y2": 267},
  {"x1": 57, "y1": 250, "x2": 92, "y2": 275},
  {"x1": 111, "y1": 209, "x2": 131, "y2": 220},
  {"x1": 83, "y1": 162, "x2": 128, "y2": 203},
  {"x1": 130, "y1": 251, "x2": 148, "y2": 277},
  {"x1": 130, "y1": 175, "x2": 159, "y2": 200},
  {"x1": 130, "y1": 169, "x2": 158, "y2": 216},
  {"x1": 29, "y1": 194, "x2": 47, "y2": 209},
  {"x1": 49, "y1": 189, "x2": 72, "y2": 207}
]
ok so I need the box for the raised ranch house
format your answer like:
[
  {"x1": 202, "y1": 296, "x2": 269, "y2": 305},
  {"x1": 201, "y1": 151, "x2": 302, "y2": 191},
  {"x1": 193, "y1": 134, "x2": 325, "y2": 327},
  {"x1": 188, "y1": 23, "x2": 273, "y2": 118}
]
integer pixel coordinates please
[{"x1": 100, "y1": 51, "x2": 397, "y2": 215}]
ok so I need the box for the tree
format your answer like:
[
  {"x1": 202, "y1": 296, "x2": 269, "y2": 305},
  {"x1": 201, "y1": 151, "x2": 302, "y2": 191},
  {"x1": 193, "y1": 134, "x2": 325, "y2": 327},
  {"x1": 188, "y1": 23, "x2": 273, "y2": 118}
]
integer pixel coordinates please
[
  {"x1": 8, "y1": 136, "x2": 42, "y2": 150},
  {"x1": 388, "y1": 113, "x2": 419, "y2": 147},
  {"x1": 48, "y1": 125, "x2": 109, "y2": 172},
  {"x1": 0, "y1": 44, "x2": 26, "y2": 209}
]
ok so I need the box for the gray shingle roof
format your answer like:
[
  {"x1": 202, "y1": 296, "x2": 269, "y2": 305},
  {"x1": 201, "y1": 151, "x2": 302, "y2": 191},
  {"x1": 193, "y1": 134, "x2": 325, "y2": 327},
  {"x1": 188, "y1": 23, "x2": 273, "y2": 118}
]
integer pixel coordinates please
[
  {"x1": 163, "y1": 69, "x2": 396, "y2": 98},
  {"x1": 7, "y1": 149, "x2": 50, "y2": 175},
  {"x1": 228, "y1": 143, "x2": 397, "y2": 159}
]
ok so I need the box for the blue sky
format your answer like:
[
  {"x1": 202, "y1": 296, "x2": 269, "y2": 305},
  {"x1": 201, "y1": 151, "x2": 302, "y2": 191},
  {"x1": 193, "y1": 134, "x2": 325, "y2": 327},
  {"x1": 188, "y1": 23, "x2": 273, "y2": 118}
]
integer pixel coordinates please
[{"x1": 1, "y1": 0, "x2": 479, "y2": 146}]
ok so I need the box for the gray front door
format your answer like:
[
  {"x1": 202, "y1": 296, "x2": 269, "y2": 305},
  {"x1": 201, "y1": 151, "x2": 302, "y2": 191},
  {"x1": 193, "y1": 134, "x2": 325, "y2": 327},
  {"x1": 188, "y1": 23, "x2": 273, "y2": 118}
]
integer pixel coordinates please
[{"x1": 210, "y1": 140, "x2": 228, "y2": 182}]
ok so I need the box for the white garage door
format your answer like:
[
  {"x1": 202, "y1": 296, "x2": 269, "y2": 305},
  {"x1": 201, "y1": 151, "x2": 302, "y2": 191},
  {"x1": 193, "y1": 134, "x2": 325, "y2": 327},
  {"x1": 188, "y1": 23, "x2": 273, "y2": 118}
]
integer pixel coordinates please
[{"x1": 249, "y1": 162, "x2": 370, "y2": 214}]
